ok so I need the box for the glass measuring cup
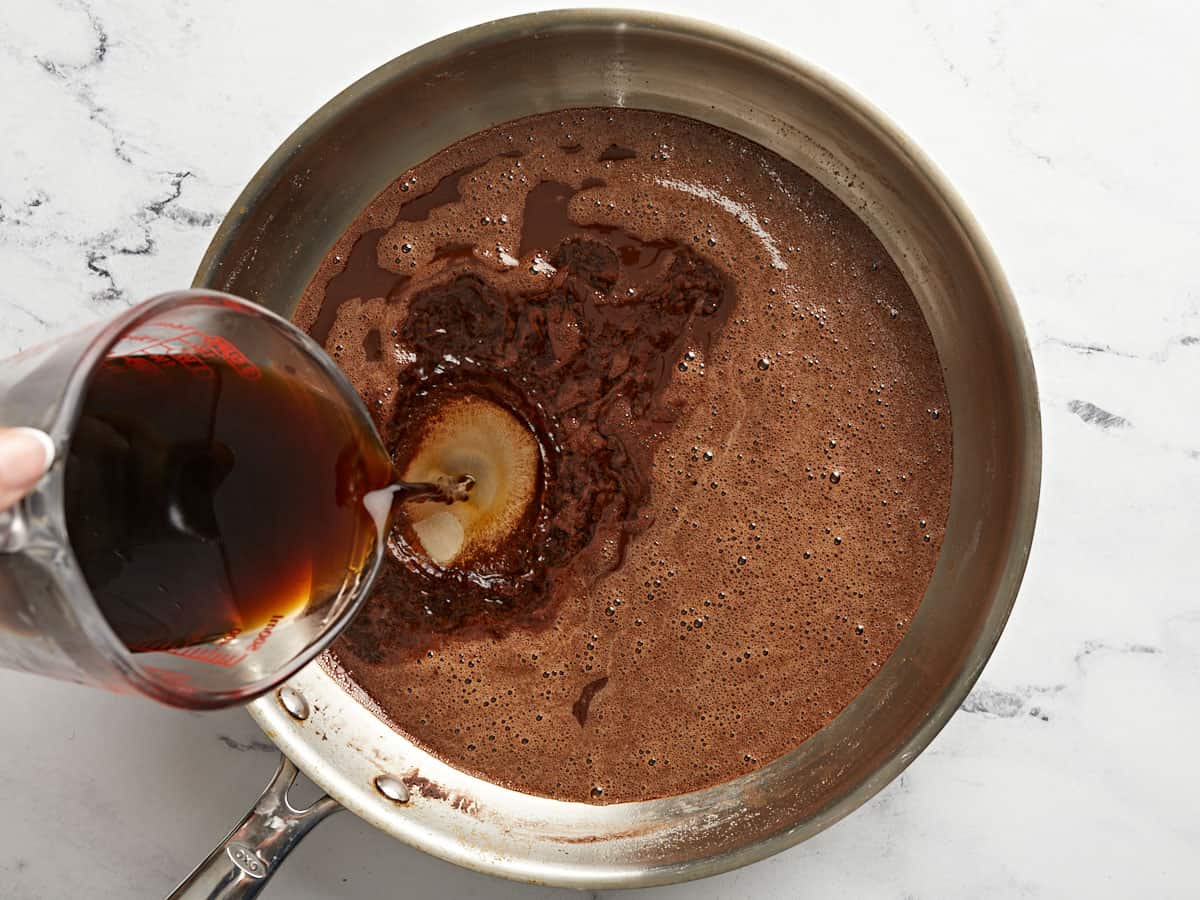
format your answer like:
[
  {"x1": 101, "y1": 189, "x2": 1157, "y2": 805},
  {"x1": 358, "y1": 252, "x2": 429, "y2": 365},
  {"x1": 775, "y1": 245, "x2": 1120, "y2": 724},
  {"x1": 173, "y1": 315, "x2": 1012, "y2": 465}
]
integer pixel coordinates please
[{"x1": 0, "y1": 291, "x2": 391, "y2": 708}]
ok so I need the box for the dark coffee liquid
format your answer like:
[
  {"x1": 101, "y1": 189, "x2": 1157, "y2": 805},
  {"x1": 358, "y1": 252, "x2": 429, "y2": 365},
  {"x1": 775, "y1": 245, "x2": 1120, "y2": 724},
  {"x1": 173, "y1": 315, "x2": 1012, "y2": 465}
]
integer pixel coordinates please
[{"x1": 64, "y1": 356, "x2": 392, "y2": 652}]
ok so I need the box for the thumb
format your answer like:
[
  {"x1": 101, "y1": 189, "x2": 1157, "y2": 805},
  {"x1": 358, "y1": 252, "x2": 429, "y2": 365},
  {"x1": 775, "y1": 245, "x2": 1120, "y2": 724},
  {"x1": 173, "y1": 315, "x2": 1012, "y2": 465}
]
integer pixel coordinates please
[{"x1": 0, "y1": 428, "x2": 56, "y2": 510}]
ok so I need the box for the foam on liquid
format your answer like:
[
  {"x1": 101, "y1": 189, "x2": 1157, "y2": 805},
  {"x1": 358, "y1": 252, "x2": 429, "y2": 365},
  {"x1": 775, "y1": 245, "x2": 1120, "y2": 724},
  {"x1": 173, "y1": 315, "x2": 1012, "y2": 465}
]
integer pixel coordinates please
[{"x1": 295, "y1": 109, "x2": 953, "y2": 804}]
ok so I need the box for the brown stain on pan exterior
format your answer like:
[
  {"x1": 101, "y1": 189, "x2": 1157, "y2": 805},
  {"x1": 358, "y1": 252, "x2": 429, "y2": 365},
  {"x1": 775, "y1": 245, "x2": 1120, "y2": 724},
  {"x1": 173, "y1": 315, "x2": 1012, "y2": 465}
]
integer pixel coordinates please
[
  {"x1": 402, "y1": 771, "x2": 481, "y2": 816},
  {"x1": 402, "y1": 772, "x2": 450, "y2": 801}
]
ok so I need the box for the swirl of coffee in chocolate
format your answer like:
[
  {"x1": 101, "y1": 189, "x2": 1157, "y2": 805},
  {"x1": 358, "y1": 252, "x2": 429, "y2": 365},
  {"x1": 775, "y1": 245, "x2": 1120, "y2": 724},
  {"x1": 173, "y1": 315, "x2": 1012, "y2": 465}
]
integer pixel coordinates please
[{"x1": 340, "y1": 175, "x2": 732, "y2": 659}]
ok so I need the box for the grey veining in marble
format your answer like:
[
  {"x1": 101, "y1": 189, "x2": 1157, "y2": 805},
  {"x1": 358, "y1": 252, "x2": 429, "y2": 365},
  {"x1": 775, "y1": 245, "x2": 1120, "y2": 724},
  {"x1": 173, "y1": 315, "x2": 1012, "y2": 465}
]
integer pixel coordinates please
[{"x1": 1, "y1": 1, "x2": 1197, "y2": 898}]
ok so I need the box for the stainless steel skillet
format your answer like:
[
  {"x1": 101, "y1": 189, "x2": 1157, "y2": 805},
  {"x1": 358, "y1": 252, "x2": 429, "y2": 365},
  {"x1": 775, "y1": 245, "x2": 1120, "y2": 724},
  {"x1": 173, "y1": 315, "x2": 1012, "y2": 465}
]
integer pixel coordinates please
[{"x1": 175, "y1": 9, "x2": 1041, "y2": 897}]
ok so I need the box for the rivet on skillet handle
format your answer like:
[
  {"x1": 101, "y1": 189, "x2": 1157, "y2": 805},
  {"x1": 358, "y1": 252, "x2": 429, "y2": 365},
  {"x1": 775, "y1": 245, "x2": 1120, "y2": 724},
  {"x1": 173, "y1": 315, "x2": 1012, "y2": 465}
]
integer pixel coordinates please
[{"x1": 165, "y1": 755, "x2": 341, "y2": 900}]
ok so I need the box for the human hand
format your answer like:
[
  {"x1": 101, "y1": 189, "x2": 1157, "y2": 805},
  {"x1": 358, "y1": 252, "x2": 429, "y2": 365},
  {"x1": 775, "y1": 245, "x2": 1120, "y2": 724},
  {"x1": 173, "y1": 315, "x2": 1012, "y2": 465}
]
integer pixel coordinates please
[{"x1": 0, "y1": 428, "x2": 55, "y2": 511}]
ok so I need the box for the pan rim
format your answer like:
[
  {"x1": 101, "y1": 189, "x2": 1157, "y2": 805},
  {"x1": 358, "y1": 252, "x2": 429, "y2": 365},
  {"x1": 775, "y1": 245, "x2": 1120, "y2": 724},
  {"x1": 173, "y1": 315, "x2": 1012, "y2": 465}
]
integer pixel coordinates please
[{"x1": 197, "y1": 8, "x2": 1042, "y2": 889}]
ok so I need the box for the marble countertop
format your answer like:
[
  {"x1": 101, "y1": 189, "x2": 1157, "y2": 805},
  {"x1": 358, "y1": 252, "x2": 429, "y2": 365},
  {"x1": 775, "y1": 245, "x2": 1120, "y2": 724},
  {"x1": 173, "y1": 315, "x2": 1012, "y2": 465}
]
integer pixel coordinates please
[{"x1": 1, "y1": 1, "x2": 1196, "y2": 897}]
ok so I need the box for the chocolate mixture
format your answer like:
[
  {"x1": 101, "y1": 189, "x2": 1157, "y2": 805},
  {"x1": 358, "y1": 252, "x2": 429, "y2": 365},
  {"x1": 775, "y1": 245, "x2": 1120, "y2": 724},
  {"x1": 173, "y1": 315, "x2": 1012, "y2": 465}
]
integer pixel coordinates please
[{"x1": 293, "y1": 109, "x2": 952, "y2": 803}]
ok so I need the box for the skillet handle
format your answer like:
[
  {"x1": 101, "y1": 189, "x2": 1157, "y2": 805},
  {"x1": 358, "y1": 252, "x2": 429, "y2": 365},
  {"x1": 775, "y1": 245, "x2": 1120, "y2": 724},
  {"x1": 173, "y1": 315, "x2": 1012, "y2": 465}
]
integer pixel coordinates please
[{"x1": 166, "y1": 754, "x2": 341, "y2": 900}]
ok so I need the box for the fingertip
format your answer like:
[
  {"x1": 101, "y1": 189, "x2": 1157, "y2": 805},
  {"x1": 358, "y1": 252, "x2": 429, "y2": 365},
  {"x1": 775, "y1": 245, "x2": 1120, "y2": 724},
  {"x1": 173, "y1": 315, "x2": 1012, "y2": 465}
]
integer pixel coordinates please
[
  {"x1": 0, "y1": 427, "x2": 56, "y2": 493},
  {"x1": 14, "y1": 427, "x2": 56, "y2": 470}
]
